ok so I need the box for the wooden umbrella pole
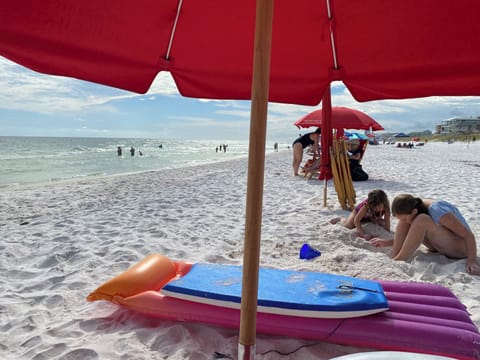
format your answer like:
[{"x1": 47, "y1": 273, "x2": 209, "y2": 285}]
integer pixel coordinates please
[
  {"x1": 339, "y1": 139, "x2": 352, "y2": 209},
  {"x1": 238, "y1": 0, "x2": 273, "y2": 359},
  {"x1": 337, "y1": 140, "x2": 349, "y2": 210},
  {"x1": 332, "y1": 137, "x2": 346, "y2": 209},
  {"x1": 341, "y1": 139, "x2": 356, "y2": 210},
  {"x1": 330, "y1": 141, "x2": 339, "y2": 204},
  {"x1": 330, "y1": 132, "x2": 340, "y2": 207},
  {"x1": 362, "y1": 141, "x2": 368, "y2": 161},
  {"x1": 346, "y1": 140, "x2": 357, "y2": 209},
  {"x1": 330, "y1": 145, "x2": 344, "y2": 208},
  {"x1": 337, "y1": 138, "x2": 348, "y2": 209}
]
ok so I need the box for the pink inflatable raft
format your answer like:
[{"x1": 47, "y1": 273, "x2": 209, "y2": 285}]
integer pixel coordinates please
[{"x1": 87, "y1": 254, "x2": 480, "y2": 360}]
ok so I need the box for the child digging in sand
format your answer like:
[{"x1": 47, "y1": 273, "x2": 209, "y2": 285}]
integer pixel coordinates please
[
  {"x1": 369, "y1": 194, "x2": 480, "y2": 275},
  {"x1": 331, "y1": 189, "x2": 391, "y2": 240}
]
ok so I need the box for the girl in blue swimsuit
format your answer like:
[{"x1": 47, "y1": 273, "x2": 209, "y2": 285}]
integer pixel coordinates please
[{"x1": 370, "y1": 194, "x2": 479, "y2": 275}]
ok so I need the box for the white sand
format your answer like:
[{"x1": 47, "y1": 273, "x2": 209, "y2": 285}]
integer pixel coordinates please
[{"x1": 1, "y1": 140, "x2": 479, "y2": 359}]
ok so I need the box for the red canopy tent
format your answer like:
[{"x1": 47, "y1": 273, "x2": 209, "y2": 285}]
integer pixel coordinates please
[{"x1": 2, "y1": 1, "x2": 480, "y2": 358}]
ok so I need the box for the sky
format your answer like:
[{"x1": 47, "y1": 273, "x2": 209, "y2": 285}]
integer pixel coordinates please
[{"x1": 1, "y1": 56, "x2": 480, "y2": 142}]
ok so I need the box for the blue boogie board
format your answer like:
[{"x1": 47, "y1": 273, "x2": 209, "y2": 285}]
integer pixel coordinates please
[{"x1": 162, "y1": 263, "x2": 389, "y2": 318}]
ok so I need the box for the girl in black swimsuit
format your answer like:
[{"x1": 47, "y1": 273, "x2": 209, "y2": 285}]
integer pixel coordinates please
[{"x1": 292, "y1": 128, "x2": 321, "y2": 176}]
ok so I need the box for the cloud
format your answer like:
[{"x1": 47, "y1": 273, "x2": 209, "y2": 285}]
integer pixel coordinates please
[
  {"x1": 2, "y1": 56, "x2": 480, "y2": 139},
  {"x1": 0, "y1": 57, "x2": 142, "y2": 114}
]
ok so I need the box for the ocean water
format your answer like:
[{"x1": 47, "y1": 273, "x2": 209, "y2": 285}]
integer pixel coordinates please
[{"x1": 0, "y1": 136, "x2": 285, "y2": 190}]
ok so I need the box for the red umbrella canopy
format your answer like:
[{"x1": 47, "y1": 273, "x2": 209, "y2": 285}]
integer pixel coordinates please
[
  {"x1": 295, "y1": 107, "x2": 384, "y2": 131},
  {"x1": 1, "y1": 1, "x2": 480, "y2": 104}
]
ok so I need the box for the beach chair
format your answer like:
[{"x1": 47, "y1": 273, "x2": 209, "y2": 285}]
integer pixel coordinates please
[{"x1": 301, "y1": 155, "x2": 322, "y2": 179}]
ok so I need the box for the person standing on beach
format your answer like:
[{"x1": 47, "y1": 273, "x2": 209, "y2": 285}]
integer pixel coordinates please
[
  {"x1": 292, "y1": 128, "x2": 321, "y2": 176},
  {"x1": 130, "y1": 147, "x2": 135, "y2": 156},
  {"x1": 370, "y1": 194, "x2": 480, "y2": 275},
  {"x1": 117, "y1": 146, "x2": 122, "y2": 156},
  {"x1": 331, "y1": 189, "x2": 391, "y2": 240}
]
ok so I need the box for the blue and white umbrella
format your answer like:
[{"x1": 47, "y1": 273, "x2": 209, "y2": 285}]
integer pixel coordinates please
[{"x1": 344, "y1": 131, "x2": 369, "y2": 140}]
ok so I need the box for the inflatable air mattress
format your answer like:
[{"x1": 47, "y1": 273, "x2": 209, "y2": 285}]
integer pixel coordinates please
[{"x1": 87, "y1": 254, "x2": 480, "y2": 360}]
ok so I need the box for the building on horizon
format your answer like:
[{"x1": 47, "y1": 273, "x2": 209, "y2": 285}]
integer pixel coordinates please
[{"x1": 436, "y1": 116, "x2": 480, "y2": 134}]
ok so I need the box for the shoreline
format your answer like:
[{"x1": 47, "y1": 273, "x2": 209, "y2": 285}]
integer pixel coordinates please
[{"x1": 0, "y1": 151, "x2": 257, "y2": 194}]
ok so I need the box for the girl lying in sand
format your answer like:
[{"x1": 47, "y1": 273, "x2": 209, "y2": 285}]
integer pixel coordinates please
[
  {"x1": 331, "y1": 189, "x2": 391, "y2": 241},
  {"x1": 370, "y1": 194, "x2": 480, "y2": 276}
]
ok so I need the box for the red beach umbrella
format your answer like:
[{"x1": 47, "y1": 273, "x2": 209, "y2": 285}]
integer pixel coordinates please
[
  {"x1": 2, "y1": 2, "x2": 480, "y2": 103},
  {"x1": 2, "y1": 1, "x2": 480, "y2": 358},
  {"x1": 295, "y1": 107, "x2": 384, "y2": 131},
  {"x1": 295, "y1": 107, "x2": 383, "y2": 174}
]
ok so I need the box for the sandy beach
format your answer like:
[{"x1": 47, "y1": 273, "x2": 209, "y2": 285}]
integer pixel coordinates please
[{"x1": 1, "y1": 141, "x2": 479, "y2": 359}]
